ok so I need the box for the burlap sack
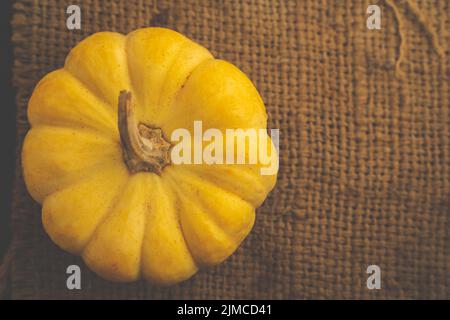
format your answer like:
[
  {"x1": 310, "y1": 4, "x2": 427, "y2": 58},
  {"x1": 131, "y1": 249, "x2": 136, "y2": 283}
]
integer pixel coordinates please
[{"x1": 3, "y1": 0, "x2": 449, "y2": 299}]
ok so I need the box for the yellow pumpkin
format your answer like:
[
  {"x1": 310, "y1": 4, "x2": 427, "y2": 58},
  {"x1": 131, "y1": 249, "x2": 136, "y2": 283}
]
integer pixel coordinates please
[{"x1": 22, "y1": 27, "x2": 277, "y2": 284}]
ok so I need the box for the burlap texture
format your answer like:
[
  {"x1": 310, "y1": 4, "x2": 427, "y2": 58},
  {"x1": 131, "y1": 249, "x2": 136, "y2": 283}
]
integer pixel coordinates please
[{"x1": 5, "y1": 0, "x2": 449, "y2": 299}]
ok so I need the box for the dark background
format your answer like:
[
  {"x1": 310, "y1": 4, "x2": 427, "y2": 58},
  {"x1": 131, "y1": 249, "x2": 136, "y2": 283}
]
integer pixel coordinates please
[{"x1": 0, "y1": 0, "x2": 14, "y2": 262}]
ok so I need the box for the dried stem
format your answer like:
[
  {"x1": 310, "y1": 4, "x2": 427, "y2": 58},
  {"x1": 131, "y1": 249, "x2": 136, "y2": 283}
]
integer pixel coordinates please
[{"x1": 118, "y1": 90, "x2": 171, "y2": 174}]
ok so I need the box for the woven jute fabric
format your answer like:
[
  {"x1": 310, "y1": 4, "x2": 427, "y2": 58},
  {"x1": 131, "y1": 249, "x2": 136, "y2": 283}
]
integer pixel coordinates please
[{"x1": 6, "y1": 0, "x2": 449, "y2": 299}]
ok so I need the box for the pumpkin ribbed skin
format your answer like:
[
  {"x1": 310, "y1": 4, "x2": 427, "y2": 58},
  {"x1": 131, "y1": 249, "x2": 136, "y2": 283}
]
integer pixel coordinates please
[{"x1": 22, "y1": 28, "x2": 277, "y2": 284}]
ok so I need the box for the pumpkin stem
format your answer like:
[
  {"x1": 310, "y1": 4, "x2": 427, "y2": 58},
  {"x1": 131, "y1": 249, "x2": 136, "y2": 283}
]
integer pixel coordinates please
[{"x1": 118, "y1": 90, "x2": 171, "y2": 174}]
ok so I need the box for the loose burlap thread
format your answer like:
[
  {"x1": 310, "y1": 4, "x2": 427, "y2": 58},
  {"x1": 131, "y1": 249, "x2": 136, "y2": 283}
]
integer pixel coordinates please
[{"x1": 4, "y1": 0, "x2": 449, "y2": 299}]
